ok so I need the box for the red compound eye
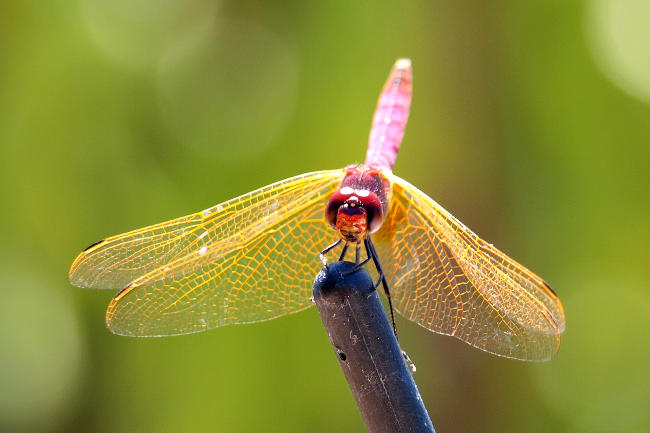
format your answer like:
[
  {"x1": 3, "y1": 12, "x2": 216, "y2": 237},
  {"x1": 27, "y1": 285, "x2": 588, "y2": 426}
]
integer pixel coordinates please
[
  {"x1": 325, "y1": 189, "x2": 349, "y2": 229},
  {"x1": 358, "y1": 190, "x2": 384, "y2": 233}
]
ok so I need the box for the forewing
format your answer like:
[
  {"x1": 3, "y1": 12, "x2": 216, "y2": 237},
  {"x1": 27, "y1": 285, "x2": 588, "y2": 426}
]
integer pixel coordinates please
[
  {"x1": 69, "y1": 170, "x2": 344, "y2": 290},
  {"x1": 105, "y1": 195, "x2": 340, "y2": 336},
  {"x1": 373, "y1": 173, "x2": 566, "y2": 361},
  {"x1": 80, "y1": 169, "x2": 344, "y2": 336}
]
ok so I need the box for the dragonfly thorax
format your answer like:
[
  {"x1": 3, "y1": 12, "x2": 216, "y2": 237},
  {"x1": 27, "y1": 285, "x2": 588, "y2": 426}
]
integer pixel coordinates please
[{"x1": 325, "y1": 187, "x2": 384, "y2": 241}]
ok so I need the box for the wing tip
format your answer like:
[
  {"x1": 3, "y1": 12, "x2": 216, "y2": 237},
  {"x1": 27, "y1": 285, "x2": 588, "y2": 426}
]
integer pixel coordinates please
[
  {"x1": 68, "y1": 258, "x2": 88, "y2": 288},
  {"x1": 542, "y1": 279, "x2": 559, "y2": 298},
  {"x1": 105, "y1": 288, "x2": 124, "y2": 335},
  {"x1": 82, "y1": 239, "x2": 105, "y2": 252},
  {"x1": 112, "y1": 282, "x2": 134, "y2": 300},
  {"x1": 69, "y1": 239, "x2": 106, "y2": 288},
  {"x1": 540, "y1": 280, "x2": 566, "y2": 334}
]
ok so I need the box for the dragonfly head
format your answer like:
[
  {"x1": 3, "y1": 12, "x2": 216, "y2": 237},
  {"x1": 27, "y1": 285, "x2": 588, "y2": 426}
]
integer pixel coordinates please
[{"x1": 326, "y1": 187, "x2": 384, "y2": 241}]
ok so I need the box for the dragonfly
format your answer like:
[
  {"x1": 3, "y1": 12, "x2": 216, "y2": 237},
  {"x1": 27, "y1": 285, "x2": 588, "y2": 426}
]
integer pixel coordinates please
[{"x1": 70, "y1": 59, "x2": 566, "y2": 362}]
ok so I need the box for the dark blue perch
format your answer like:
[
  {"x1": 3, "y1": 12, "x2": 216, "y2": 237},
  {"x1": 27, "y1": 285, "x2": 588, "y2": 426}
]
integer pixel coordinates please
[{"x1": 313, "y1": 261, "x2": 435, "y2": 433}]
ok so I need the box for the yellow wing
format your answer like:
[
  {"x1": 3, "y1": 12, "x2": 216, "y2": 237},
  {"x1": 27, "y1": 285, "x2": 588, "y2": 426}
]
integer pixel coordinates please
[
  {"x1": 69, "y1": 170, "x2": 345, "y2": 336},
  {"x1": 373, "y1": 173, "x2": 566, "y2": 361}
]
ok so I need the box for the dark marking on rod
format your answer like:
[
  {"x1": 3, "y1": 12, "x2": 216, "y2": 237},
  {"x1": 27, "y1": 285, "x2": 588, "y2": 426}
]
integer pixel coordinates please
[{"x1": 83, "y1": 239, "x2": 105, "y2": 252}]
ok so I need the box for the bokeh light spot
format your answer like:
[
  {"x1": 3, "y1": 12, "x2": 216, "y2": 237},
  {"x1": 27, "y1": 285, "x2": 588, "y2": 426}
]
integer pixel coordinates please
[
  {"x1": 586, "y1": 0, "x2": 650, "y2": 103},
  {"x1": 156, "y1": 19, "x2": 298, "y2": 161},
  {"x1": 81, "y1": 0, "x2": 218, "y2": 70}
]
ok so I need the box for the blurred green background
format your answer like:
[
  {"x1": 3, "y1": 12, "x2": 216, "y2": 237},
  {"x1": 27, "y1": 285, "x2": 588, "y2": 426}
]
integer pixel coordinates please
[{"x1": 1, "y1": 1, "x2": 648, "y2": 432}]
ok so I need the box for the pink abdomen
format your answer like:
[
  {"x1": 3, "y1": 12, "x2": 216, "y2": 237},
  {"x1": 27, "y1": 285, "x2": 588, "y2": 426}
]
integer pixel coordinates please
[{"x1": 364, "y1": 58, "x2": 412, "y2": 171}]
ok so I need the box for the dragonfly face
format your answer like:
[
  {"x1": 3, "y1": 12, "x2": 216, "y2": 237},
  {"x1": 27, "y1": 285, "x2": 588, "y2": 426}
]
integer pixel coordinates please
[{"x1": 325, "y1": 185, "x2": 384, "y2": 241}]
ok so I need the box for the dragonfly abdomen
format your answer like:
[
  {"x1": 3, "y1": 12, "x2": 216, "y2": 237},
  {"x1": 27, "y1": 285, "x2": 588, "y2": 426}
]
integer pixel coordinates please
[{"x1": 365, "y1": 58, "x2": 412, "y2": 171}]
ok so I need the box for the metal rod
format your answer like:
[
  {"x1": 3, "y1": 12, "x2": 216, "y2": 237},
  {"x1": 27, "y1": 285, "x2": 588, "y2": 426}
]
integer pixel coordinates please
[{"x1": 313, "y1": 261, "x2": 435, "y2": 433}]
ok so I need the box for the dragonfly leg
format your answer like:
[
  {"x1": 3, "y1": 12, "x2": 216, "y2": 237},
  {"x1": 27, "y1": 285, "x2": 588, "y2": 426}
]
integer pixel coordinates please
[
  {"x1": 338, "y1": 242, "x2": 350, "y2": 261},
  {"x1": 320, "y1": 239, "x2": 342, "y2": 267},
  {"x1": 366, "y1": 237, "x2": 399, "y2": 339},
  {"x1": 341, "y1": 241, "x2": 372, "y2": 276},
  {"x1": 364, "y1": 239, "x2": 380, "y2": 287},
  {"x1": 356, "y1": 241, "x2": 372, "y2": 268}
]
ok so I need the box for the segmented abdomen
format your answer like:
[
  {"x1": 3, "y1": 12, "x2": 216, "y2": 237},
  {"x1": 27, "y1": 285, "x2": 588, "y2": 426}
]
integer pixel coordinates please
[{"x1": 364, "y1": 58, "x2": 412, "y2": 171}]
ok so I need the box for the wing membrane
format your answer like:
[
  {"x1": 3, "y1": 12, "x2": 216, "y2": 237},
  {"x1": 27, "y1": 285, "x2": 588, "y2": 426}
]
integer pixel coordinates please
[
  {"x1": 373, "y1": 173, "x2": 566, "y2": 361},
  {"x1": 105, "y1": 197, "x2": 339, "y2": 336},
  {"x1": 69, "y1": 170, "x2": 344, "y2": 290},
  {"x1": 77, "y1": 169, "x2": 345, "y2": 336}
]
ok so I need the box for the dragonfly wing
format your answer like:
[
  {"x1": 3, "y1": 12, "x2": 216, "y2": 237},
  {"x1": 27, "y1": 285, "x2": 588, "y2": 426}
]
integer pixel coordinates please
[
  {"x1": 373, "y1": 173, "x2": 566, "y2": 361},
  {"x1": 69, "y1": 169, "x2": 346, "y2": 337},
  {"x1": 70, "y1": 170, "x2": 344, "y2": 290}
]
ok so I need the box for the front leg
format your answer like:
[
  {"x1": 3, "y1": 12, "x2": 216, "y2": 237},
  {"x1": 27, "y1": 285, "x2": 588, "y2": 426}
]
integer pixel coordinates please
[
  {"x1": 320, "y1": 239, "x2": 342, "y2": 267},
  {"x1": 341, "y1": 241, "x2": 372, "y2": 276}
]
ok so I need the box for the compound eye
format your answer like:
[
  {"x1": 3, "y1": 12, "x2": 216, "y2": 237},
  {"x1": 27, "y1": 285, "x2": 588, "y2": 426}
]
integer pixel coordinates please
[
  {"x1": 358, "y1": 190, "x2": 384, "y2": 233},
  {"x1": 366, "y1": 206, "x2": 384, "y2": 232},
  {"x1": 325, "y1": 190, "x2": 349, "y2": 228}
]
